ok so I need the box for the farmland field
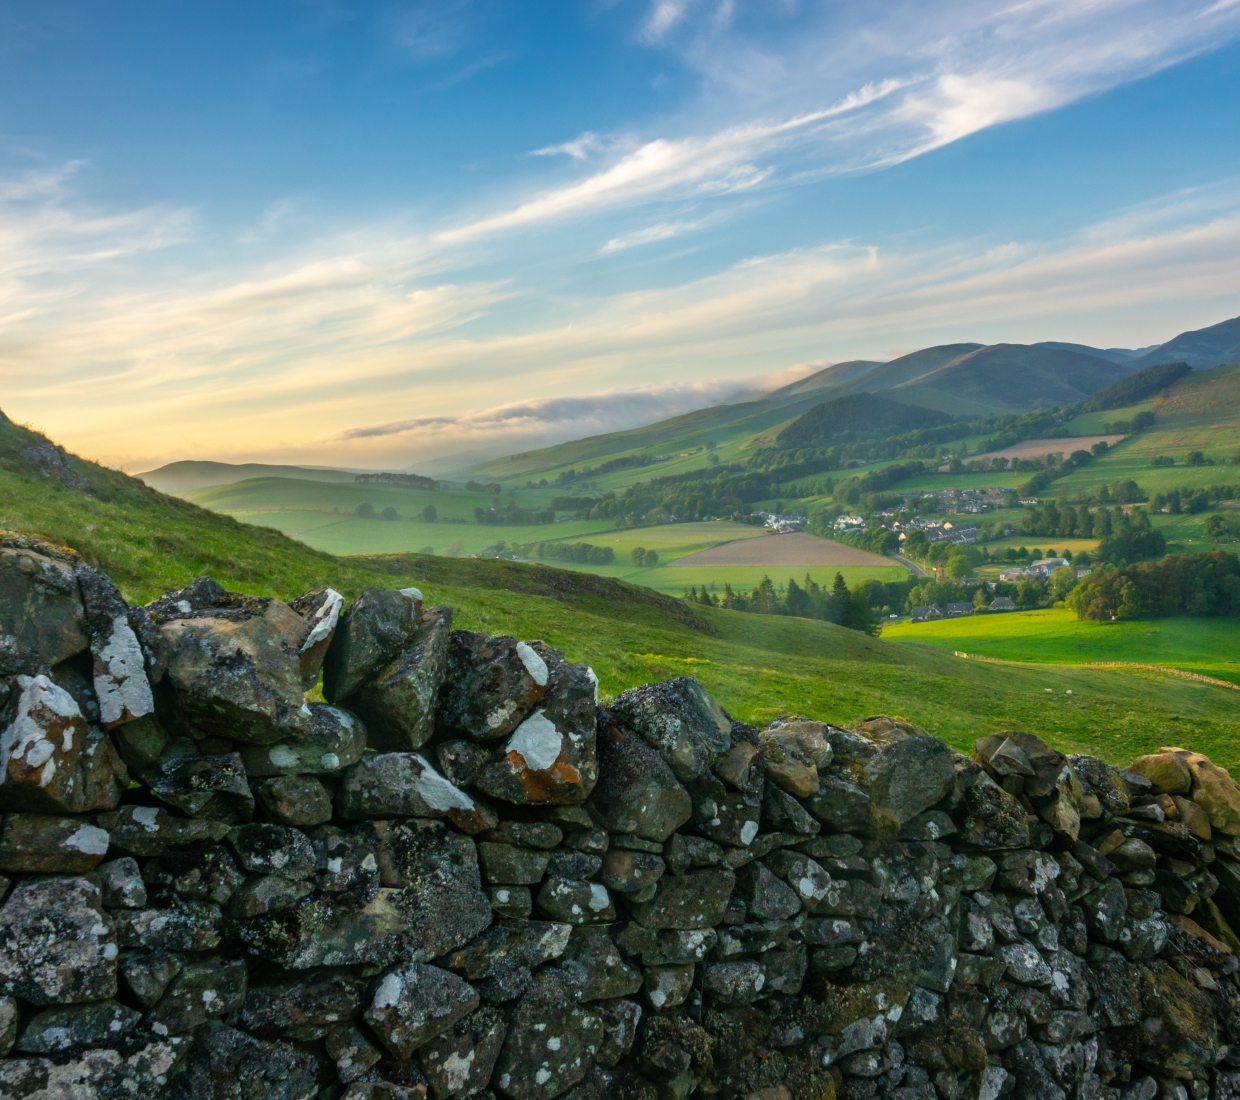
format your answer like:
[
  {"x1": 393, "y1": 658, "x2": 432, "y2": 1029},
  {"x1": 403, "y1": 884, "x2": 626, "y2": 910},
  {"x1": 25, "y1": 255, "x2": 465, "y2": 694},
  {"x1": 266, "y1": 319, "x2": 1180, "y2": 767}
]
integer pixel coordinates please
[
  {"x1": 885, "y1": 608, "x2": 1240, "y2": 687},
  {"x1": 675, "y1": 531, "x2": 894, "y2": 567}
]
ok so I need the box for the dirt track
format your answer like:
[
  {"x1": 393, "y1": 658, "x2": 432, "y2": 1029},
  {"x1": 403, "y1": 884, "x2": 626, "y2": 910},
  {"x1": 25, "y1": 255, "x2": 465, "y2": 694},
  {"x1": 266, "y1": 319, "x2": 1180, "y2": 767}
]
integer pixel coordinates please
[{"x1": 673, "y1": 532, "x2": 897, "y2": 567}]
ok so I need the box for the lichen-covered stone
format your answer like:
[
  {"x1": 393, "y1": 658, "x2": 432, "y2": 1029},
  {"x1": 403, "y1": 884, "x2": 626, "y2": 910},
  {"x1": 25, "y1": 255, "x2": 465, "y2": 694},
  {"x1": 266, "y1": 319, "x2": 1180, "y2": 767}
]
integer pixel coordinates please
[
  {"x1": 630, "y1": 868, "x2": 736, "y2": 930},
  {"x1": 119, "y1": 950, "x2": 183, "y2": 1007},
  {"x1": 436, "y1": 631, "x2": 550, "y2": 740},
  {"x1": 865, "y1": 735, "x2": 956, "y2": 832},
  {"x1": 238, "y1": 703, "x2": 366, "y2": 777},
  {"x1": 97, "y1": 803, "x2": 231, "y2": 856},
  {"x1": 492, "y1": 972, "x2": 603, "y2": 1100},
  {"x1": 289, "y1": 586, "x2": 343, "y2": 687},
  {"x1": 365, "y1": 961, "x2": 480, "y2": 1060},
  {"x1": 76, "y1": 564, "x2": 155, "y2": 730},
  {"x1": 418, "y1": 1006, "x2": 507, "y2": 1099},
  {"x1": 0, "y1": 1037, "x2": 189, "y2": 1100},
  {"x1": 151, "y1": 752, "x2": 254, "y2": 823},
  {"x1": 536, "y1": 876, "x2": 615, "y2": 924},
  {"x1": 759, "y1": 718, "x2": 832, "y2": 798},
  {"x1": 240, "y1": 969, "x2": 365, "y2": 1037},
  {"x1": 591, "y1": 726, "x2": 692, "y2": 842},
  {"x1": 0, "y1": 877, "x2": 117, "y2": 1004},
  {"x1": 165, "y1": 1024, "x2": 318, "y2": 1100},
  {"x1": 0, "y1": 674, "x2": 128, "y2": 813},
  {"x1": 475, "y1": 643, "x2": 599, "y2": 806},
  {"x1": 337, "y1": 752, "x2": 497, "y2": 834},
  {"x1": 154, "y1": 588, "x2": 312, "y2": 744},
  {"x1": 114, "y1": 902, "x2": 223, "y2": 953},
  {"x1": 609, "y1": 676, "x2": 732, "y2": 782},
  {"x1": 147, "y1": 955, "x2": 248, "y2": 1036},
  {"x1": 0, "y1": 545, "x2": 88, "y2": 677},
  {"x1": 322, "y1": 586, "x2": 424, "y2": 703},
  {"x1": 255, "y1": 774, "x2": 334, "y2": 826},
  {"x1": 100, "y1": 856, "x2": 148, "y2": 908},
  {"x1": 351, "y1": 605, "x2": 452, "y2": 751},
  {"x1": 0, "y1": 812, "x2": 110, "y2": 873},
  {"x1": 16, "y1": 998, "x2": 142, "y2": 1054}
]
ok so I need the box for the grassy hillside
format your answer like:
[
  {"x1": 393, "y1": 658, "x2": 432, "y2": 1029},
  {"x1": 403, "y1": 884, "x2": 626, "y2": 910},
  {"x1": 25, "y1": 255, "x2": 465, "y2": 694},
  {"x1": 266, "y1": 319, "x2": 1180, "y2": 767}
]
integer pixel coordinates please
[
  {"x1": 4, "y1": 409, "x2": 1240, "y2": 767},
  {"x1": 1130, "y1": 313, "x2": 1240, "y2": 369},
  {"x1": 140, "y1": 460, "x2": 360, "y2": 494},
  {"x1": 885, "y1": 608, "x2": 1240, "y2": 688}
]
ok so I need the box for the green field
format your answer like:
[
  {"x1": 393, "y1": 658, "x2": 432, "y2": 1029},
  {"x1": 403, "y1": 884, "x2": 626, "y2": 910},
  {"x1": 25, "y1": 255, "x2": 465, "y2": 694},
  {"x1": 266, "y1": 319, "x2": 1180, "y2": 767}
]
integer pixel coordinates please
[
  {"x1": 885, "y1": 608, "x2": 1240, "y2": 687},
  {"x1": 6, "y1": 412, "x2": 1240, "y2": 771}
]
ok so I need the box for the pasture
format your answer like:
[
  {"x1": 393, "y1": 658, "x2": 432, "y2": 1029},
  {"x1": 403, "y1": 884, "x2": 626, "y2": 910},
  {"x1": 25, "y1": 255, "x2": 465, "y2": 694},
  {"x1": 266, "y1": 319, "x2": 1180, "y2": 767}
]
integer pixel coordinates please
[{"x1": 885, "y1": 608, "x2": 1240, "y2": 686}]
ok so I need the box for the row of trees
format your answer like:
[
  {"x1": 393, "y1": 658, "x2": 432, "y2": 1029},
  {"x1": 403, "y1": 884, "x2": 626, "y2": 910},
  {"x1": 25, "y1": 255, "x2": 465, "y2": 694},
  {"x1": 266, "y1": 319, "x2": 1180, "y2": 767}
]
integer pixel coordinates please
[
  {"x1": 509, "y1": 541, "x2": 615, "y2": 565},
  {"x1": 1065, "y1": 550, "x2": 1240, "y2": 620},
  {"x1": 687, "y1": 573, "x2": 915, "y2": 634}
]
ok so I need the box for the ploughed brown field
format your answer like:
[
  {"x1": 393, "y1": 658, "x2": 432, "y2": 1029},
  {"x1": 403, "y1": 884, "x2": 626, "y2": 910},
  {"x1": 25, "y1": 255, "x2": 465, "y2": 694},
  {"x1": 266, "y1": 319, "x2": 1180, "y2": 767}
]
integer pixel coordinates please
[
  {"x1": 936, "y1": 434, "x2": 1125, "y2": 470},
  {"x1": 673, "y1": 531, "x2": 896, "y2": 567}
]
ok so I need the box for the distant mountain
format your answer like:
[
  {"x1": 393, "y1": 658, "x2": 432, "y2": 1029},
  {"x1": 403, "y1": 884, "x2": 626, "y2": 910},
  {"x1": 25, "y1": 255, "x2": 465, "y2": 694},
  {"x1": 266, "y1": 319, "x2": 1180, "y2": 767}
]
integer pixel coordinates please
[
  {"x1": 763, "y1": 360, "x2": 883, "y2": 399},
  {"x1": 826, "y1": 343, "x2": 1133, "y2": 417},
  {"x1": 777, "y1": 393, "x2": 953, "y2": 448},
  {"x1": 1033, "y1": 341, "x2": 1155, "y2": 364},
  {"x1": 139, "y1": 460, "x2": 360, "y2": 494},
  {"x1": 1130, "y1": 314, "x2": 1240, "y2": 370}
]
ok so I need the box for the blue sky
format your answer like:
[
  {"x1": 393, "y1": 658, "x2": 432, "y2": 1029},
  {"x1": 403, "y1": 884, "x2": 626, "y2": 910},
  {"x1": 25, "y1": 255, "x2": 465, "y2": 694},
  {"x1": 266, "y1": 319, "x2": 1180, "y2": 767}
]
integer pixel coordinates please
[{"x1": 3, "y1": 0, "x2": 1240, "y2": 471}]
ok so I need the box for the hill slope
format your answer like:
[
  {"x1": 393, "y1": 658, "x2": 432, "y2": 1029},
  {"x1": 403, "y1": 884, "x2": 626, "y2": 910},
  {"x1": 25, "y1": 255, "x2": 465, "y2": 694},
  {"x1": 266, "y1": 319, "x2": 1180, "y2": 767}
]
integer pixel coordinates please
[
  {"x1": 777, "y1": 393, "x2": 954, "y2": 447},
  {"x1": 140, "y1": 460, "x2": 360, "y2": 494},
  {"x1": 4, "y1": 407, "x2": 1240, "y2": 763},
  {"x1": 1132, "y1": 314, "x2": 1240, "y2": 370}
]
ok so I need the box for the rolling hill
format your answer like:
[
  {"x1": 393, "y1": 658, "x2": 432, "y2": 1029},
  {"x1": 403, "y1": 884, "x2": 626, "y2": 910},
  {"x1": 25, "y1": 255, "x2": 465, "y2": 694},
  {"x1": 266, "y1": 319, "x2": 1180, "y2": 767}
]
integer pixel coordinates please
[
  {"x1": 1131, "y1": 313, "x2": 1240, "y2": 370},
  {"x1": 140, "y1": 460, "x2": 360, "y2": 494},
  {"x1": 776, "y1": 392, "x2": 953, "y2": 447},
  {"x1": 4, "y1": 404, "x2": 1240, "y2": 766}
]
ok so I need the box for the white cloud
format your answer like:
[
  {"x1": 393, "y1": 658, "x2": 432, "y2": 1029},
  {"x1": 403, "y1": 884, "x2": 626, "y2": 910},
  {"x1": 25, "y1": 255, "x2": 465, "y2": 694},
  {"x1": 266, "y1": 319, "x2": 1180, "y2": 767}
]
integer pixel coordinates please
[
  {"x1": 532, "y1": 132, "x2": 605, "y2": 161},
  {"x1": 601, "y1": 218, "x2": 705, "y2": 252}
]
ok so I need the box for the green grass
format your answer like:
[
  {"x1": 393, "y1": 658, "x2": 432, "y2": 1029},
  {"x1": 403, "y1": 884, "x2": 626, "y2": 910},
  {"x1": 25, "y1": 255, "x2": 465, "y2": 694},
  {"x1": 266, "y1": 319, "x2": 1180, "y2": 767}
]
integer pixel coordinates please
[
  {"x1": 885, "y1": 608, "x2": 1240, "y2": 688},
  {"x1": 5, "y1": 413, "x2": 1240, "y2": 771}
]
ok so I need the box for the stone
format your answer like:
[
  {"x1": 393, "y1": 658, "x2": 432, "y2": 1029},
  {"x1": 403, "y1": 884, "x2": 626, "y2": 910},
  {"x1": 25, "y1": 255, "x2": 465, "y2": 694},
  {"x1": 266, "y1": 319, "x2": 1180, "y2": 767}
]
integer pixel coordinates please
[
  {"x1": 759, "y1": 718, "x2": 831, "y2": 797},
  {"x1": 475, "y1": 642, "x2": 599, "y2": 806},
  {"x1": 100, "y1": 856, "x2": 147, "y2": 908},
  {"x1": 0, "y1": 545, "x2": 88, "y2": 677},
  {"x1": 1068, "y1": 754, "x2": 1131, "y2": 819},
  {"x1": 558, "y1": 925, "x2": 642, "y2": 1001},
  {"x1": 1127, "y1": 751, "x2": 1193, "y2": 794},
  {"x1": 736, "y1": 860, "x2": 801, "y2": 920},
  {"x1": 479, "y1": 843, "x2": 550, "y2": 885},
  {"x1": 154, "y1": 589, "x2": 312, "y2": 744},
  {"x1": 1171, "y1": 795, "x2": 1213, "y2": 840},
  {"x1": 436, "y1": 631, "x2": 550, "y2": 740},
  {"x1": 1182, "y1": 751, "x2": 1240, "y2": 835},
  {"x1": 536, "y1": 876, "x2": 615, "y2": 923},
  {"x1": 115, "y1": 902, "x2": 223, "y2": 952},
  {"x1": 956, "y1": 768, "x2": 1030, "y2": 849},
  {"x1": 365, "y1": 962, "x2": 480, "y2": 1060},
  {"x1": 0, "y1": 877, "x2": 117, "y2": 1004},
  {"x1": 0, "y1": 674, "x2": 127, "y2": 813},
  {"x1": 0, "y1": 996, "x2": 15, "y2": 1057},
  {"x1": 805, "y1": 774, "x2": 873, "y2": 832},
  {"x1": 996, "y1": 850, "x2": 1061, "y2": 895},
  {"x1": 489, "y1": 885, "x2": 532, "y2": 918},
  {"x1": 238, "y1": 703, "x2": 367, "y2": 776},
  {"x1": 16, "y1": 998, "x2": 142, "y2": 1054},
  {"x1": 595, "y1": 999, "x2": 642, "y2": 1068},
  {"x1": 229, "y1": 822, "x2": 317, "y2": 879},
  {"x1": 151, "y1": 752, "x2": 254, "y2": 823},
  {"x1": 240, "y1": 969, "x2": 365, "y2": 1036},
  {"x1": 97, "y1": 803, "x2": 231, "y2": 856},
  {"x1": 994, "y1": 942, "x2": 1052, "y2": 986},
  {"x1": 418, "y1": 1006, "x2": 507, "y2": 1100},
  {"x1": 713, "y1": 740, "x2": 759, "y2": 789},
  {"x1": 0, "y1": 813, "x2": 110, "y2": 872},
  {"x1": 865, "y1": 735, "x2": 957, "y2": 831},
  {"x1": 288, "y1": 585, "x2": 344, "y2": 686},
  {"x1": 337, "y1": 752, "x2": 497, "y2": 834},
  {"x1": 763, "y1": 785, "x2": 821, "y2": 836},
  {"x1": 443, "y1": 919, "x2": 573, "y2": 981},
  {"x1": 630, "y1": 868, "x2": 736, "y2": 929},
  {"x1": 0, "y1": 1038, "x2": 190, "y2": 1100},
  {"x1": 165, "y1": 1024, "x2": 318, "y2": 1100},
  {"x1": 351, "y1": 606, "x2": 452, "y2": 751},
  {"x1": 715, "y1": 919, "x2": 792, "y2": 958},
  {"x1": 602, "y1": 848, "x2": 666, "y2": 896},
  {"x1": 484, "y1": 821, "x2": 564, "y2": 849},
  {"x1": 644, "y1": 963, "x2": 695, "y2": 1009},
  {"x1": 119, "y1": 950, "x2": 183, "y2": 1006},
  {"x1": 250, "y1": 820, "x2": 491, "y2": 969},
  {"x1": 256, "y1": 774, "x2": 334, "y2": 826},
  {"x1": 492, "y1": 972, "x2": 603, "y2": 1100},
  {"x1": 590, "y1": 726, "x2": 692, "y2": 842},
  {"x1": 147, "y1": 955, "x2": 248, "y2": 1036},
  {"x1": 616, "y1": 924, "x2": 717, "y2": 965},
  {"x1": 322, "y1": 586, "x2": 424, "y2": 703},
  {"x1": 76, "y1": 564, "x2": 155, "y2": 730},
  {"x1": 609, "y1": 676, "x2": 732, "y2": 782},
  {"x1": 326, "y1": 1022, "x2": 383, "y2": 1083}
]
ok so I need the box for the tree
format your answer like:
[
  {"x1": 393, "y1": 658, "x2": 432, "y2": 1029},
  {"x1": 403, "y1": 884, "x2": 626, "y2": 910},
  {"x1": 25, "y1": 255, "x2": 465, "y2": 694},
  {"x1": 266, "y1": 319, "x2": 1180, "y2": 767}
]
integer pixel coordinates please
[
  {"x1": 381, "y1": 506, "x2": 398, "y2": 521},
  {"x1": 1048, "y1": 566, "x2": 1078, "y2": 602},
  {"x1": 355, "y1": 503, "x2": 374, "y2": 518},
  {"x1": 645, "y1": 550, "x2": 659, "y2": 566},
  {"x1": 631, "y1": 547, "x2": 647, "y2": 566},
  {"x1": 420, "y1": 504, "x2": 438, "y2": 523}
]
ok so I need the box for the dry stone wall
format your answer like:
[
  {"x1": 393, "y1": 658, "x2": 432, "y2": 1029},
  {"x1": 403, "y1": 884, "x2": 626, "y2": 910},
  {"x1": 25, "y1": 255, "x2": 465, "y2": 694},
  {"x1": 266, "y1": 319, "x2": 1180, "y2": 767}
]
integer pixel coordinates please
[{"x1": 3, "y1": 536, "x2": 1240, "y2": 1100}]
